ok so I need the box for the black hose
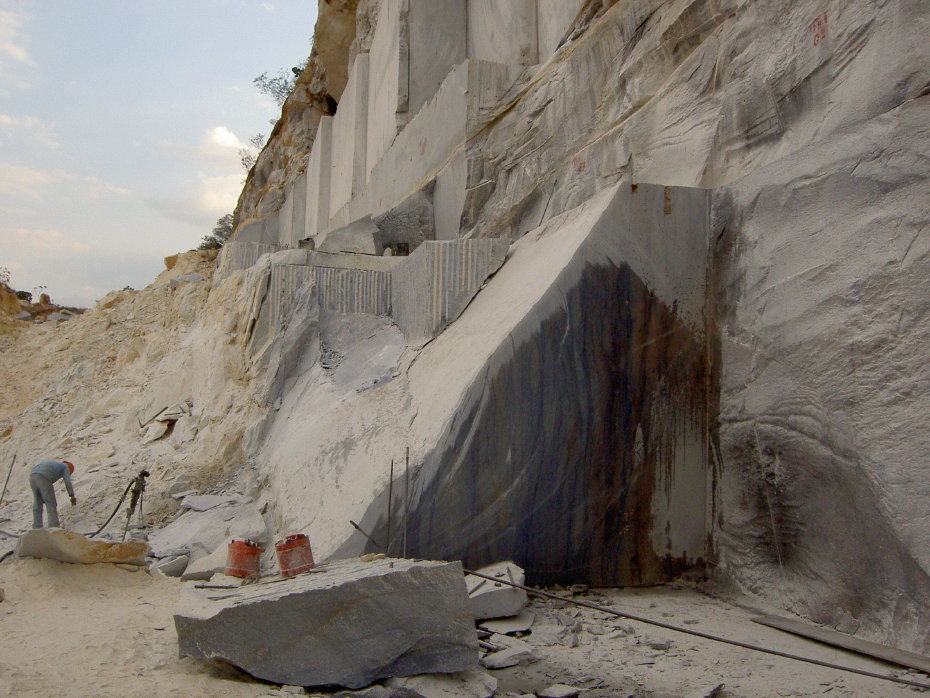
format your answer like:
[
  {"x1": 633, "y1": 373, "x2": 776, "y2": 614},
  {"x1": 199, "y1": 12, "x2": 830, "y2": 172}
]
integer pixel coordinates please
[{"x1": 90, "y1": 479, "x2": 134, "y2": 538}]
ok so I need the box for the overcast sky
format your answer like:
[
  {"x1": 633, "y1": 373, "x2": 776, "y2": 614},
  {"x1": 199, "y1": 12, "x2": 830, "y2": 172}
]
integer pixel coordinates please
[{"x1": 0, "y1": 0, "x2": 318, "y2": 307}]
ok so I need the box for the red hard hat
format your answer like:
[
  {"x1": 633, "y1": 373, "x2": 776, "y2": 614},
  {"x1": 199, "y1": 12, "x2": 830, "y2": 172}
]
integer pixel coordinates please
[{"x1": 63, "y1": 460, "x2": 74, "y2": 474}]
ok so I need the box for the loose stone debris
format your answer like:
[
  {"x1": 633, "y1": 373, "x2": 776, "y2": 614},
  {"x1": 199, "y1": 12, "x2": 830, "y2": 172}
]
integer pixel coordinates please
[
  {"x1": 466, "y1": 562, "x2": 528, "y2": 621},
  {"x1": 175, "y1": 557, "x2": 478, "y2": 688},
  {"x1": 537, "y1": 685, "x2": 580, "y2": 698},
  {"x1": 479, "y1": 633, "x2": 537, "y2": 670},
  {"x1": 383, "y1": 668, "x2": 498, "y2": 698}
]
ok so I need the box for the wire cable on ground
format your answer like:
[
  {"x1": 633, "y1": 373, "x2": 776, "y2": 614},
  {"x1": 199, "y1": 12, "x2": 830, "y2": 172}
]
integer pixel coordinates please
[{"x1": 463, "y1": 569, "x2": 930, "y2": 691}]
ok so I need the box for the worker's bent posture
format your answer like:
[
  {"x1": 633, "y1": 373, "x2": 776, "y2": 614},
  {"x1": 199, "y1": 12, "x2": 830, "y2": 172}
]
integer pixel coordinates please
[{"x1": 30, "y1": 460, "x2": 76, "y2": 529}]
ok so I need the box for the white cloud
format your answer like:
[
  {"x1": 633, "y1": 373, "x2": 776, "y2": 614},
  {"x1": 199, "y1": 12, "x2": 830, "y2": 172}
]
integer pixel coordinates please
[
  {"x1": 0, "y1": 5, "x2": 33, "y2": 90},
  {"x1": 81, "y1": 175, "x2": 130, "y2": 200},
  {"x1": 198, "y1": 172, "x2": 242, "y2": 216},
  {"x1": 261, "y1": 3, "x2": 276, "y2": 13},
  {"x1": 147, "y1": 172, "x2": 243, "y2": 228},
  {"x1": 0, "y1": 226, "x2": 92, "y2": 253},
  {"x1": 161, "y1": 124, "x2": 253, "y2": 172},
  {"x1": 0, "y1": 162, "x2": 72, "y2": 197},
  {"x1": 0, "y1": 112, "x2": 59, "y2": 148}
]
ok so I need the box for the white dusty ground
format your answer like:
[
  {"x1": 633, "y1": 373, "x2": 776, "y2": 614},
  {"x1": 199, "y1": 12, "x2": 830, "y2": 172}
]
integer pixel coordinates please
[{"x1": 0, "y1": 556, "x2": 925, "y2": 698}]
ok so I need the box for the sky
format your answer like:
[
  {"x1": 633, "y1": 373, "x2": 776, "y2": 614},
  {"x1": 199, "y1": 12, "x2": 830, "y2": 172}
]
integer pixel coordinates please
[{"x1": 0, "y1": 0, "x2": 318, "y2": 307}]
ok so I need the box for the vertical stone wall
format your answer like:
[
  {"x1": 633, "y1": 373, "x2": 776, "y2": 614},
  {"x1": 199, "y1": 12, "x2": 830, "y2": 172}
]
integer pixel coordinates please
[
  {"x1": 314, "y1": 266, "x2": 392, "y2": 316},
  {"x1": 330, "y1": 53, "x2": 370, "y2": 216},
  {"x1": 391, "y1": 239, "x2": 509, "y2": 344},
  {"x1": 305, "y1": 117, "x2": 333, "y2": 241}
]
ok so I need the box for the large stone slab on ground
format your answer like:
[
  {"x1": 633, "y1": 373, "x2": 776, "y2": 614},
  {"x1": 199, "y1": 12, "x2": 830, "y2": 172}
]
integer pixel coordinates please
[
  {"x1": 148, "y1": 502, "x2": 267, "y2": 559},
  {"x1": 15, "y1": 529, "x2": 149, "y2": 565},
  {"x1": 466, "y1": 562, "x2": 527, "y2": 620},
  {"x1": 175, "y1": 557, "x2": 478, "y2": 688}
]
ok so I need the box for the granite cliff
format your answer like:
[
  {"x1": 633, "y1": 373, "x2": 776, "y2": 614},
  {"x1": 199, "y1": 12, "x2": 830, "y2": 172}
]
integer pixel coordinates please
[{"x1": 2, "y1": 0, "x2": 929, "y2": 663}]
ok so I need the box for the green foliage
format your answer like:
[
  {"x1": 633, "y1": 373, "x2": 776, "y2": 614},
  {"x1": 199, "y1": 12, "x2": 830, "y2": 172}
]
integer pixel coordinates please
[
  {"x1": 253, "y1": 68, "x2": 297, "y2": 108},
  {"x1": 0, "y1": 267, "x2": 10, "y2": 287},
  {"x1": 198, "y1": 214, "x2": 234, "y2": 250},
  {"x1": 15, "y1": 290, "x2": 31, "y2": 303},
  {"x1": 239, "y1": 133, "x2": 266, "y2": 171}
]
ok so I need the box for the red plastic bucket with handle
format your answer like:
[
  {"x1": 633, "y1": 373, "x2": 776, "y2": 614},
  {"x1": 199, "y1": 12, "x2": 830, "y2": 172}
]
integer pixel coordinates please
[
  {"x1": 275, "y1": 534, "x2": 315, "y2": 577},
  {"x1": 225, "y1": 539, "x2": 264, "y2": 578}
]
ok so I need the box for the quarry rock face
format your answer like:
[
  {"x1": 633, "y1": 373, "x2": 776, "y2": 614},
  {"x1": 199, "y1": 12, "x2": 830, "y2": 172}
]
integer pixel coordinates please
[
  {"x1": 175, "y1": 557, "x2": 478, "y2": 688},
  {"x1": 714, "y1": 98, "x2": 930, "y2": 653},
  {"x1": 4, "y1": 0, "x2": 930, "y2": 672},
  {"x1": 333, "y1": 182, "x2": 710, "y2": 586},
  {"x1": 15, "y1": 529, "x2": 149, "y2": 566}
]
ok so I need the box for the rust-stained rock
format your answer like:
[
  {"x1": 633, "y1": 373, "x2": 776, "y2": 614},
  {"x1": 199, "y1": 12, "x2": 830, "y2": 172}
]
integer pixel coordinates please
[{"x1": 15, "y1": 529, "x2": 150, "y2": 566}]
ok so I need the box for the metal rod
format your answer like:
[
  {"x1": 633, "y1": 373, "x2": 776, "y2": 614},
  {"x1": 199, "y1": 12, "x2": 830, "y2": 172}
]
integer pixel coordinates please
[
  {"x1": 403, "y1": 446, "x2": 409, "y2": 558},
  {"x1": 0, "y1": 454, "x2": 16, "y2": 509},
  {"x1": 462, "y1": 569, "x2": 930, "y2": 691},
  {"x1": 349, "y1": 520, "x2": 383, "y2": 551},
  {"x1": 386, "y1": 459, "x2": 394, "y2": 556}
]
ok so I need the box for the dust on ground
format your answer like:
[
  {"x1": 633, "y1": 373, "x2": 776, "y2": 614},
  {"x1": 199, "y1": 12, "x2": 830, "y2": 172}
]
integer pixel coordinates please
[{"x1": 0, "y1": 555, "x2": 925, "y2": 698}]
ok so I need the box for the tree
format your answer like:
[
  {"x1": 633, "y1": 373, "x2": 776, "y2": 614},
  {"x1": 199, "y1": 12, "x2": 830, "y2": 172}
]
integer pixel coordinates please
[
  {"x1": 15, "y1": 290, "x2": 32, "y2": 303},
  {"x1": 253, "y1": 65, "x2": 304, "y2": 108},
  {"x1": 0, "y1": 267, "x2": 9, "y2": 287},
  {"x1": 198, "y1": 214, "x2": 234, "y2": 250},
  {"x1": 239, "y1": 133, "x2": 266, "y2": 171}
]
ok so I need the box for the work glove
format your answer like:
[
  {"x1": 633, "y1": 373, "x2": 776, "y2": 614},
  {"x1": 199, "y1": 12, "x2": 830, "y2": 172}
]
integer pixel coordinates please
[{"x1": 70, "y1": 496, "x2": 77, "y2": 505}]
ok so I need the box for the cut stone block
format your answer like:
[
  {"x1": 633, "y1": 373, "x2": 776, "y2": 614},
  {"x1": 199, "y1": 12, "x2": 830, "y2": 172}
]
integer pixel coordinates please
[
  {"x1": 467, "y1": 0, "x2": 538, "y2": 65},
  {"x1": 465, "y1": 562, "x2": 527, "y2": 620},
  {"x1": 175, "y1": 557, "x2": 478, "y2": 688},
  {"x1": 391, "y1": 238, "x2": 509, "y2": 345},
  {"x1": 479, "y1": 633, "x2": 535, "y2": 670},
  {"x1": 319, "y1": 216, "x2": 383, "y2": 255},
  {"x1": 366, "y1": 0, "x2": 406, "y2": 177},
  {"x1": 384, "y1": 667, "x2": 497, "y2": 697},
  {"x1": 215, "y1": 240, "x2": 284, "y2": 280},
  {"x1": 408, "y1": 0, "x2": 466, "y2": 116},
  {"x1": 148, "y1": 502, "x2": 268, "y2": 559},
  {"x1": 181, "y1": 544, "x2": 230, "y2": 581},
  {"x1": 15, "y1": 529, "x2": 149, "y2": 566},
  {"x1": 305, "y1": 116, "x2": 333, "y2": 240},
  {"x1": 330, "y1": 52, "x2": 370, "y2": 216}
]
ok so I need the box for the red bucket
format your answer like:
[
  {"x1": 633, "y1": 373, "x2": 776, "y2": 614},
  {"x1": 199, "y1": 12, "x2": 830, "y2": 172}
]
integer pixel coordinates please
[
  {"x1": 275, "y1": 534, "x2": 315, "y2": 578},
  {"x1": 225, "y1": 539, "x2": 264, "y2": 578}
]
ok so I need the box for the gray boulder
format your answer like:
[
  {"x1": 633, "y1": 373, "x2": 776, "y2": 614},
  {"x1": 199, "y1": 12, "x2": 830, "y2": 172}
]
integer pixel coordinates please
[
  {"x1": 147, "y1": 501, "x2": 267, "y2": 559},
  {"x1": 175, "y1": 557, "x2": 479, "y2": 688}
]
